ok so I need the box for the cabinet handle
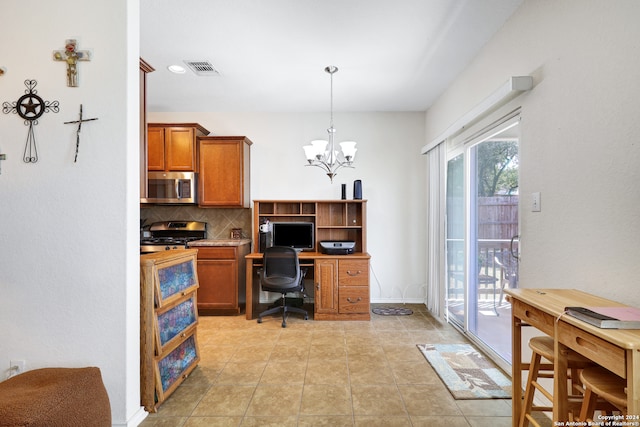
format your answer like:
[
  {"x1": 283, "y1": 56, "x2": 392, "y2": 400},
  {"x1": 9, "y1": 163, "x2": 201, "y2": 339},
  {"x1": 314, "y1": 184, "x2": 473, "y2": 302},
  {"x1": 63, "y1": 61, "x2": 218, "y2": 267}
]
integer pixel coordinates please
[
  {"x1": 346, "y1": 297, "x2": 362, "y2": 303},
  {"x1": 316, "y1": 283, "x2": 320, "y2": 291},
  {"x1": 346, "y1": 270, "x2": 362, "y2": 276},
  {"x1": 181, "y1": 291, "x2": 187, "y2": 296}
]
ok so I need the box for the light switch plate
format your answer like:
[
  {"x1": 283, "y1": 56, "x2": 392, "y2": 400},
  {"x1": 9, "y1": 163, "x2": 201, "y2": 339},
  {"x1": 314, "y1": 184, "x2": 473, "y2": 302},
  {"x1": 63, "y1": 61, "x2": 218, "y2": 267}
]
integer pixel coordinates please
[{"x1": 532, "y1": 192, "x2": 541, "y2": 212}]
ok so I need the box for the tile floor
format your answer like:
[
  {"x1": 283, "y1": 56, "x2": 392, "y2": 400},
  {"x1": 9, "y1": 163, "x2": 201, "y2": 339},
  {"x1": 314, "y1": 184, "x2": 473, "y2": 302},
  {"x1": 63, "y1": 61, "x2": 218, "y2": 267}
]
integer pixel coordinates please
[{"x1": 140, "y1": 304, "x2": 548, "y2": 427}]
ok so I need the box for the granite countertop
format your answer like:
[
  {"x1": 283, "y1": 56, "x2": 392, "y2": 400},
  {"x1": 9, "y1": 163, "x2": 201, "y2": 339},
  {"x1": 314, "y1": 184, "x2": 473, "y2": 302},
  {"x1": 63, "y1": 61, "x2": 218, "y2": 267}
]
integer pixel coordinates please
[{"x1": 188, "y1": 238, "x2": 251, "y2": 247}]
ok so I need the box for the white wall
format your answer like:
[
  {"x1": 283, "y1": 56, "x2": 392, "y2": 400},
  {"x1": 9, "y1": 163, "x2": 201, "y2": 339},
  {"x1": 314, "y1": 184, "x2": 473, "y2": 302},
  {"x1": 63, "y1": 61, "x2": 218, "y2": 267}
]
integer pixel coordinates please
[
  {"x1": 0, "y1": 1, "x2": 143, "y2": 425},
  {"x1": 425, "y1": 0, "x2": 640, "y2": 307},
  {"x1": 148, "y1": 111, "x2": 427, "y2": 302}
]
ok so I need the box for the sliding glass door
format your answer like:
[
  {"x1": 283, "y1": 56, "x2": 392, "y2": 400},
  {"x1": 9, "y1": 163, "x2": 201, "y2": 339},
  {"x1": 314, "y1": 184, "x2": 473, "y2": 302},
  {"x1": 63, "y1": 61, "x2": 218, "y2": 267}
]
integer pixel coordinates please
[
  {"x1": 446, "y1": 153, "x2": 465, "y2": 327},
  {"x1": 445, "y1": 120, "x2": 520, "y2": 362}
]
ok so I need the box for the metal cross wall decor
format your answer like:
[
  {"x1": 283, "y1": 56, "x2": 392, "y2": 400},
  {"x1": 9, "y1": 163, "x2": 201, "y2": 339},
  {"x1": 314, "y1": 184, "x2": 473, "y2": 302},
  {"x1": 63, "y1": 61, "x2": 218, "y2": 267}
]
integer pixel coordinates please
[
  {"x1": 64, "y1": 104, "x2": 98, "y2": 162},
  {"x1": 2, "y1": 79, "x2": 59, "y2": 163},
  {"x1": 53, "y1": 39, "x2": 91, "y2": 87}
]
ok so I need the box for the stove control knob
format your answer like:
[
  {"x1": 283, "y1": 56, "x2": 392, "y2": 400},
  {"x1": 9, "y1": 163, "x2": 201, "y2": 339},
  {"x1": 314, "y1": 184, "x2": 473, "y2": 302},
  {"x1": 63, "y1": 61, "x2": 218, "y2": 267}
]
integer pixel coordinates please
[{"x1": 165, "y1": 246, "x2": 171, "y2": 251}]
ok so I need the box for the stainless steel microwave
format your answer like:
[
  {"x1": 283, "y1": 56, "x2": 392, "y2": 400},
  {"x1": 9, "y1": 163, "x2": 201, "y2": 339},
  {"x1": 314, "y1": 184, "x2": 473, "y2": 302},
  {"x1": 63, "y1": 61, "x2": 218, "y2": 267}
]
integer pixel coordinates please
[{"x1": 142, "y1": 171, "x2": 197, "y2": 204}]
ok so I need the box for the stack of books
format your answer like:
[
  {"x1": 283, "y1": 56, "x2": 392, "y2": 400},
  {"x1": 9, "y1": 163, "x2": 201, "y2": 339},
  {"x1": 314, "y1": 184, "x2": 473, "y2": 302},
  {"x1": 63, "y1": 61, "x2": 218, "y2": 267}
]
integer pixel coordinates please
[{"x1": 564, "y1": 306, "x2": 640, "y2": 329}]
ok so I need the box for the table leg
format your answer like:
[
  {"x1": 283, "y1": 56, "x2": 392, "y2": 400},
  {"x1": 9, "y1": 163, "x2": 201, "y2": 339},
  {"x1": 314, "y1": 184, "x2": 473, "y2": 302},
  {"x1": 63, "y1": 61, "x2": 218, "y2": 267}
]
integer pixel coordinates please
[
  {"x1": 628, "y1": 348, "x2": 640, "y2": 417},
  {"x1": 245, "y1": 258, "x2": 254, "y2": 320},
  {"x1": 553, "y1": 322, "x2": 569, "y2": 423},
  {"x1": 512, "y1": 311, "x2": 522, "y2": 427}
]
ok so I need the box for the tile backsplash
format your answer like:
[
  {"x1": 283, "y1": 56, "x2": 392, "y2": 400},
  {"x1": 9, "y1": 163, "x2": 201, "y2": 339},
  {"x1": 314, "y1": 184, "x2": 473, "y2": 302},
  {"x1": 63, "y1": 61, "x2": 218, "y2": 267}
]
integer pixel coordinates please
[{"x1": 141, "y1": 206, "x2": 252, "y2": 240}]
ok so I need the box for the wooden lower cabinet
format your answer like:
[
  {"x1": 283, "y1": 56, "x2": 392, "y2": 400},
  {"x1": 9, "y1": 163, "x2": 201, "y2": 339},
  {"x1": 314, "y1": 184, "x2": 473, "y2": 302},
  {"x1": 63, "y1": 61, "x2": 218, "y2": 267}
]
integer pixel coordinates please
[
  {"x1": 140, "y1": 249, "x2": 200, "y2": 412},
  {"x1": 314, "y1": 258, "x2": 370, "y2": 320},
  {"x1": 194, "y1": 242, "x2": 250, "y2": 315}
]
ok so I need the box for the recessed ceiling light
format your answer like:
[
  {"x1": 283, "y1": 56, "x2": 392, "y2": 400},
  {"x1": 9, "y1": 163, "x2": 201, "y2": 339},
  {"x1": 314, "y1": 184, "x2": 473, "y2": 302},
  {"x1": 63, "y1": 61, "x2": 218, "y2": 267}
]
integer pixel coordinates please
[{"x1": 167, "y1": 64, "x2": 186, "y2": 74}]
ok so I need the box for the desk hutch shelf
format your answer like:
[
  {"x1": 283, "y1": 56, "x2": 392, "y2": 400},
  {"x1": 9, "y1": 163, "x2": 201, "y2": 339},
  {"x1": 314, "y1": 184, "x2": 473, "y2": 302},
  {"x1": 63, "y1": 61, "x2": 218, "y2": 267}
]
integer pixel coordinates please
[{"x1": 254, "y1": 200, "x2": 366, "y2": 253}]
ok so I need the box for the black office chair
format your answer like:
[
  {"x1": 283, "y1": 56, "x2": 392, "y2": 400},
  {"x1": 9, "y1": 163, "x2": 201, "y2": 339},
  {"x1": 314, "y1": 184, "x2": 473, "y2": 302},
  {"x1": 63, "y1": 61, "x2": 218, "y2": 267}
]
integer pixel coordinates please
[{"x1": 257, "y1": 246, "x2": 308, "y2": 328}]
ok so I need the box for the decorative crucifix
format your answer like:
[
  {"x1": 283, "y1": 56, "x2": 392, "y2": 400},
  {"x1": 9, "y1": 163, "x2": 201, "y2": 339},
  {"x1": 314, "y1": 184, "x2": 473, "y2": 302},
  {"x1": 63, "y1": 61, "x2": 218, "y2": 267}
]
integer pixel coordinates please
[
  {"x1": 2, "y1": 79, "x2": 59, "y2": 163},
  {"x1": 53, "y1": 39, "x2": 91, "y2": 87},
  {"x1": 64, "y1": 104, "x2": 98, "y2": 162}
]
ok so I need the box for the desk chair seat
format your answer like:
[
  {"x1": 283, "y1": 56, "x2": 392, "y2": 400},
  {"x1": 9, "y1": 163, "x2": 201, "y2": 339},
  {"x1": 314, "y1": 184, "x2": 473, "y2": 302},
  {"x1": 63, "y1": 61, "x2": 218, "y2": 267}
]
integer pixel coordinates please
[
  {"x1": 257, "y1": 246, "x2": 308, "y2": 328},
  {"x1": 520, "y1": 336, "x2": 595, "y2": 427}
]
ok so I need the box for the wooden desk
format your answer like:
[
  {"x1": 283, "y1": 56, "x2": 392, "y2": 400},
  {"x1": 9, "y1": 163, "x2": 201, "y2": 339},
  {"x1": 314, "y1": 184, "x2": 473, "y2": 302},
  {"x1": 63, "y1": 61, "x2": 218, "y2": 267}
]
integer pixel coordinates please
[
  {"x1": 245, "y1": 251, "x2": 371, "y2": 321},
  {"x1": 505, "y1": 288, "x2": 640, "y2": 426}
]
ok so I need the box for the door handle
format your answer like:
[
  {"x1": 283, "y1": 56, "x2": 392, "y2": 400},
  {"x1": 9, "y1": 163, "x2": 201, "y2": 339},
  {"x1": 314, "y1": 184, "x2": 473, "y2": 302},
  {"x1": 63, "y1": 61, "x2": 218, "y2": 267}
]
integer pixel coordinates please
[{"x1": 510, "y1": 235, "x2": 519, "y2": 260}]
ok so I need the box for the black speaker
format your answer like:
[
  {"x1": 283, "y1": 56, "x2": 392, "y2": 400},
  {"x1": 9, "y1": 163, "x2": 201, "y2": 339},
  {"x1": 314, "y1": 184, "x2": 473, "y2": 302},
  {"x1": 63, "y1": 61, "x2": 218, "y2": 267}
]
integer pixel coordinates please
[
  {"x1": 259, "y1": 231, "x2": 271, "y2": 252},
  {"x1": 341, "y1": 183, "x2": 347, "y2": 200},
  {"x1": 353, "y1": 180, "x2": 362, "y2": 200}
]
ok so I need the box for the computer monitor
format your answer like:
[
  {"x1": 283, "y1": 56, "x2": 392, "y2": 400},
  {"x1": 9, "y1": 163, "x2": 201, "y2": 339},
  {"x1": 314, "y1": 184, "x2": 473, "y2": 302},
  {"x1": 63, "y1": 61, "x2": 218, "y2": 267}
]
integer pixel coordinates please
[{"x1": 271, "y1": 222, "x2": 314, "y2": 251}]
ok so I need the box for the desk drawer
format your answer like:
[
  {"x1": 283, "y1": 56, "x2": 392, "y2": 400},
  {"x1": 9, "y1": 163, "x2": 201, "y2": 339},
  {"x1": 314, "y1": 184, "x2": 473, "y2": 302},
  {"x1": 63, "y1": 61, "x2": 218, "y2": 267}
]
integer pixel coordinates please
[
  {"x1": 513, "y1": 300, "x2": 555, "y2": 335},
  {"x1": 338, "y1": 260, "x2": 369, "y2": 286},
  {"x1": 339, "y1": 286, "x2": 369, "y2": 314},
  {"x1": 557, "y1": 320, "x2": 626, "y2": 378},
  {"x1": 196, "y1": 247, "x2": 236, "y2": 259}
]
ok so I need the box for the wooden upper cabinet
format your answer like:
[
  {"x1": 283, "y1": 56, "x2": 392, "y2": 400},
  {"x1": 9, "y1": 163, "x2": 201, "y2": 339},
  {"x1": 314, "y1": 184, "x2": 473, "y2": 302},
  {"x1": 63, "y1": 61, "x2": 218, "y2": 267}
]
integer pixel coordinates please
[
  {"x1": 147, "y1": 123, "x2": 210, "y2": 171},
  {"x1": 198, "y1": 136, "x2": 252, "y2": 208}
]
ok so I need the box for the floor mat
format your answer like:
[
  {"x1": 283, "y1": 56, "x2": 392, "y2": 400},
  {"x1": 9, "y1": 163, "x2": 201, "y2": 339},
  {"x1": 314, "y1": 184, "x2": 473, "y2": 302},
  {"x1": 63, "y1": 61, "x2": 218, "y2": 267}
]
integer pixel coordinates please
[
  {"x1": 371, "y1": 307, "x2": 413, "y2": 316},
  {"x1": 417, "y1": 343, "x2": 511, "y2": 399}
]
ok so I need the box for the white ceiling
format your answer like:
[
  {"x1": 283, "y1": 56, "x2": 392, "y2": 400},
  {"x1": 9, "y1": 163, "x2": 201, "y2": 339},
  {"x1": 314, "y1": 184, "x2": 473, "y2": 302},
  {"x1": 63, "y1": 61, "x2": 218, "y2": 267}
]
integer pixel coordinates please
[{"x1": 140, "y1": 0, "x2": 523, "y2": 113}]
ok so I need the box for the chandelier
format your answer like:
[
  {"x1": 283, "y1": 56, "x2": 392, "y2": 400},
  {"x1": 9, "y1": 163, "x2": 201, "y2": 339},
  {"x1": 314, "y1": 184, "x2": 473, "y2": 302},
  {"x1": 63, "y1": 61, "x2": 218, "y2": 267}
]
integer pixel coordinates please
[{"x1": 303, "y1": 66, "x2": 357, "y2": 183}]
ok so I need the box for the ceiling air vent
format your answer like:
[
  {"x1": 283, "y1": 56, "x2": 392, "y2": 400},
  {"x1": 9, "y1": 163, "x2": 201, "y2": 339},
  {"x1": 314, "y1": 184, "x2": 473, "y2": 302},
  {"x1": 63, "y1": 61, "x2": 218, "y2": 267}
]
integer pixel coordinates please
[{"x1": 183, "y1": 60, "x2": 220, "y2": 76}]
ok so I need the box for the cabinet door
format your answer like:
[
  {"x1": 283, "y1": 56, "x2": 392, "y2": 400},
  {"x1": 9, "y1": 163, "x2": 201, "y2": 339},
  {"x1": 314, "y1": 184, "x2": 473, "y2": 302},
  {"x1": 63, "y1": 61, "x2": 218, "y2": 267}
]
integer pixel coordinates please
[
  {"x1": 147, "y1": 127, "x2": 166, "y2": 171},
  {"x1": 166, "y1": 127, "x2": 196, "y2": 171},
  {"x1": 315, "y1": 259, "x2": 338, "y2": 314},
  {"x1": 154, "y1": 332, "x2": 199, "y2": 402},
  {"x1": 198, "y1": 138, "x2": 249, "y2": 207},
  {"x1": 155, "y1": 293, "x2": 198, "y2": 354},
  {"x1": 197, "y1": 259, "x2": 238, "y2": 311},
  {"x1": 154, "y1": 257, "x2": 199, "y2": 307}
]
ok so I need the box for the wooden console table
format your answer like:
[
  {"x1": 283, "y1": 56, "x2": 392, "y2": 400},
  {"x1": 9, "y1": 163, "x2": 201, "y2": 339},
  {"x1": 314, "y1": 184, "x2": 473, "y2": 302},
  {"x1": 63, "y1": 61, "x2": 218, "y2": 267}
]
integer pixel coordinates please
[{"x1": 505, "y1": 288, "x2": 640, "y2": 426}]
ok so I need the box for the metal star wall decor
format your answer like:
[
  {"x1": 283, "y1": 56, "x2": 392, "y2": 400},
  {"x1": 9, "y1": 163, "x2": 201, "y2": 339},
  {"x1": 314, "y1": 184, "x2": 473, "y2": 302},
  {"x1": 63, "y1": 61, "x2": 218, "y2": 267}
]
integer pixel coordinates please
[
  {"x1": 2, "y1": 79, "x2": 59, "y2": 163},
  {"x1": 64, "y1": 104, "x2": 98, "y2": 162}
]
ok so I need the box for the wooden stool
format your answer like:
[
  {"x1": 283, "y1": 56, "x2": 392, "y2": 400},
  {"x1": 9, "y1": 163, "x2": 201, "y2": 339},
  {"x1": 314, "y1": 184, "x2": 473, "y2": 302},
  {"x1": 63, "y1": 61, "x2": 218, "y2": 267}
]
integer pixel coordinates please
[
  {"x1": 579, "y1": 366, "x2": 627, "y2": 421},
  {"x1": 520, "y1": 336, "x2": 593, "y2": 427}
]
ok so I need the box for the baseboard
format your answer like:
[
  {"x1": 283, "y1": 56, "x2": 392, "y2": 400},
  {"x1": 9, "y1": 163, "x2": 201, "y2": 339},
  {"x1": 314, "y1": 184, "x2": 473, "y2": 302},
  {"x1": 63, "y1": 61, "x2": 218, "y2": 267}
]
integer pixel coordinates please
[
  {"x1": 114, "y1": 406, "x2": 147, "y2": 427},
  {"x1": 370, "y1": 298, "x2": 427, "y2": 305}
]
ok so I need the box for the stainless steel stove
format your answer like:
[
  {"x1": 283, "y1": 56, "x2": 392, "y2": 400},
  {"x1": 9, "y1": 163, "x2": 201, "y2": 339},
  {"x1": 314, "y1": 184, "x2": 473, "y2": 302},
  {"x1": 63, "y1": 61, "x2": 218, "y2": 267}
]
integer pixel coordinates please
[{"x1": 140, "y1": 221, "x2": 207, "y2": 253}]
